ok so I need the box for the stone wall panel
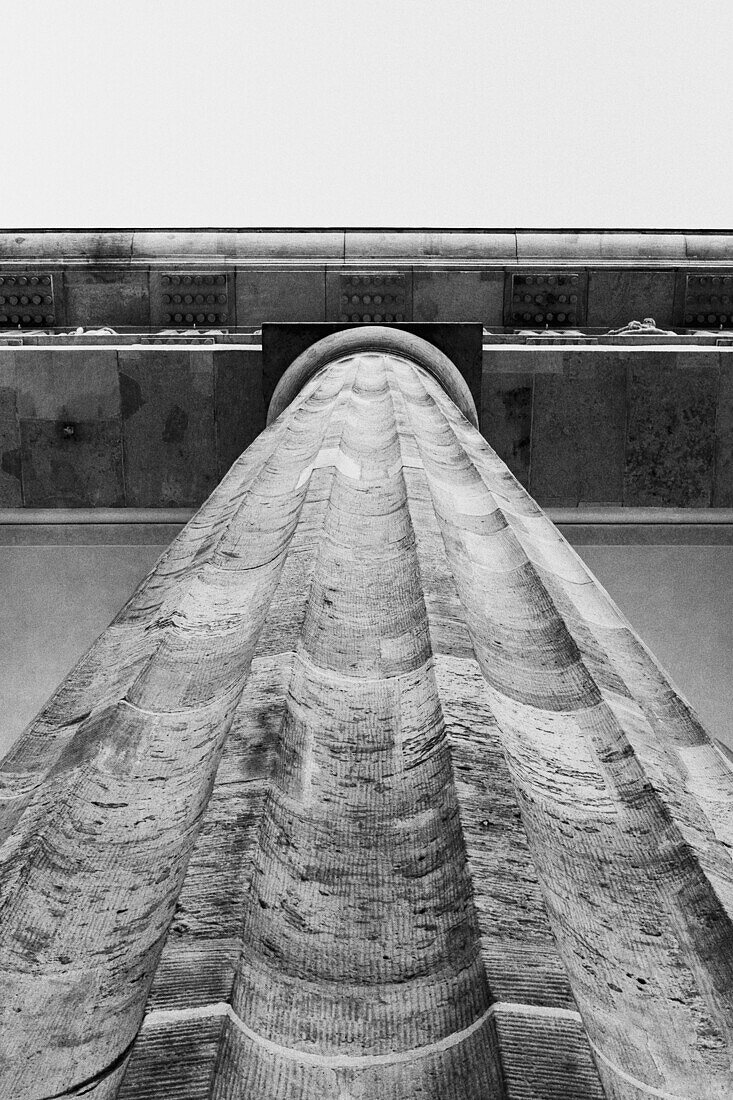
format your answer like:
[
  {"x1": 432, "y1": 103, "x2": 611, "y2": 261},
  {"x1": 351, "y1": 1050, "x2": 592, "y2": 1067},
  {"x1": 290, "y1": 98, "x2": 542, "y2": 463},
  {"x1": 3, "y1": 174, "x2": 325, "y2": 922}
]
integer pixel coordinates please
[
  {"x1": 625, "y1": 352, "x2": 719, "y2": 506},
  {"x1": 119, "y1": 349, "x2": 217, "y2": 507},
  {"x1": 480, "y1": 370, "x2": 533, "y2": 487},
  {"x1": 236, "y1": 267, "x2": 326, "y2": 325},
  {"x1": 531, "y1": 351, "x2": 626, "y2": 505},
  {"x1": 413, "y1": 269, "x2": 504, "y2": 324},
  {"x1": 15, "y1": 349, "x2": 120, "y2": 420},
  {"x1": 586, "y1": 269, "x2": 676, "y2": 328},
  {"x1": 19, "y1": 418, "x2": 125, "y2": 506},
  {"x1": 64, "y1": 269, "x2": 150, "y2": 328},
  {"x1": 214, "y1": 349, "x2": 266, "y2": 478},
  {"x1": 0, "y1": 350, "x2": 20, "y2": 505},
  {"x1": 714, "y1": 352, "x2": 733, "y2": 506}
]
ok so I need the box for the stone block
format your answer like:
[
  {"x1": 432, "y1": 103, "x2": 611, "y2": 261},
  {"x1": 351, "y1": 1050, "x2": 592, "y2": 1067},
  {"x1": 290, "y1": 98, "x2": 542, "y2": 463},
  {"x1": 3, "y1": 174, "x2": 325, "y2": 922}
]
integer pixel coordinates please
[
  {"x1": 214, "y1": 349, "x2": 266, "y2": 477},
  {"x1": 413, "y1": 270, "x2": 504, "y2": 324},
  {"x1": 483, "y1": 348, "x2": 565, "y2": 375},
  {"x1": 235, "y1": 268, "x2": 325, "y2": 325},
  {"x1": 119, "y1": 349, "x2": 217, "y2": 507},
  {"x1": 686, "y1": 235, "x2": 733, "y2": 261},
  {"x1": 15, "y1": 349, "x2": 120, "y2": 420},
  {"x1": 326, "y1": 270, "x2": 412, "y2": 322},
  {"x1": 0, "y1": 232, "x2": 133, "y2": 261},
  {"x1": 133, "y1": 232, "x2": 342, "y2": 260},
  {"x1": 598, "y1": 233, "x2": 687, "y2": 261},
  {"x1": 586, "y1": 270, "x2": 677, "y2": 328},
  {"x1": 531, "y1": 352, "x2": 627, "y2": 506},
  {"x1": 625, "y1": 353, "x2": 719, "y2": 506},
  {"x1": 516, "y1": 232, "x2": 602, "y2": 261},
  {"x1": 150, "y1": 271, "x2": 234, "y2": 329},
  {"x1": 345, "y1": 231, "x2": 515, "y2": 260},
  {"x1": 64, "y1": 270, "x2": 150, "y2": 329},
  {"x1": 0, "y1": 350, "x2": 20, "y2": 505},
  {"x1": 19, "y1": 419, "x2": 124, "y2": 507},
  {"x1": 481, "y1": 370, "x2": 532, "y2": 487},
  {"x1": 714, "y1": 353, "x2": 733, "y2": 506},
  {"x1": 516, "y1": 232, "x2": 684, "y2": 263}
]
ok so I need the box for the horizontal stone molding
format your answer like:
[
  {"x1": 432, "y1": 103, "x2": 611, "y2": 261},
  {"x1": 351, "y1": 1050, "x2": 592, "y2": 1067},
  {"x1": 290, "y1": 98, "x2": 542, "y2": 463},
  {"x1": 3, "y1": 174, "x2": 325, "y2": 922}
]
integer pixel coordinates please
[
  {"x1": 3, "y1": 230, "x2": 733, "y2": 267},
  {"x1": 2, "y1": 507, "x2": 731, "y2": 526}
]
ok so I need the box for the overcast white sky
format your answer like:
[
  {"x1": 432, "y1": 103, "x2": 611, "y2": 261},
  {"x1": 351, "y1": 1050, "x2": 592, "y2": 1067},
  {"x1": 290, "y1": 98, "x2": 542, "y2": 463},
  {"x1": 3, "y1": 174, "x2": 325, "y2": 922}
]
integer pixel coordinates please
[{"x1": 2, "y1": 0, "x2": 732, "y2": 229}]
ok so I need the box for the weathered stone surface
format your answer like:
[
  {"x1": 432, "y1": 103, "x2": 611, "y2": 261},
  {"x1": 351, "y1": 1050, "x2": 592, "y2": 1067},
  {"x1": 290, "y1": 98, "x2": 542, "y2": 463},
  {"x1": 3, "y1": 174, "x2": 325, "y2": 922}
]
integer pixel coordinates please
[
  {"x1": 214, "y1": 349, "x2": 265, "y2": 478},
  {"x1": 64, "y1": 270, "x2": 150, "y2": 328},
  {"x1": 119, "y1": 349, "x2": 217, "y2": 507},
  {"x1": 236, "y1": 267, "x2": 326, "y2": 325},
  {"x1": 19, "y1": 418, "x2": 124, "y2": 506},
  {"x1": 714, "y1": 352, "x2": 733, "y2": 505},
  {"x1": 3, "y1": 331, "x2": 733, "y2": 1100},
  {"x1": 480, "y1": 369, "x2": 532, "y2": 486},
  {"x1": 15, "y1": 348, "x2": 120, "y2": 420},
  {"x1": 586, "y1": 269, "x2": 677, "y2": 328},
  {"x1": 625, "y1": 352, "x2": 719, "y2": 505},
  {"x1": 413, "y1": 269, "x2": 504, "y2": 323},
  {"x1": 531, "y1": 351, "x2": 626, "y2": 505},
  {"x1": 344, "y1": 231, "x2": 515, "y2": 260},
  {"x1": 0, "y1": 350, "x2": 20, "y2": 505}
]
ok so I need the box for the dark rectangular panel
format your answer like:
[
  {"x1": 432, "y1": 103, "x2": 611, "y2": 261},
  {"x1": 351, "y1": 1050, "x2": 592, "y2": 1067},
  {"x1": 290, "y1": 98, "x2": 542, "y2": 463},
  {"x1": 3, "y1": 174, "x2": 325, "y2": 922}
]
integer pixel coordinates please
[
  {"x1": 0, "y1": 350, "x2": 20, "y2": 504},
  {"x1": 531, "y1": 352, "x2": 626, "y2": 506},
  {"x1": 505, "y1": 272, "x2": 586, "y2": 328},
  {"x1": 118, "y1": 349, "x2": 217, "y2": 507},
  {"x1": 214, "y1": 349, "x2": 266, "y2": 478},
  {"x1": 714, "y1": 353, "x2": 733, "y2": 506},
  {"x1": 481, "y1": 370, "x2": 533, "y2": 487},
  {"x1": 625, "y1": 353, "x2": 719, "y2": 506}
]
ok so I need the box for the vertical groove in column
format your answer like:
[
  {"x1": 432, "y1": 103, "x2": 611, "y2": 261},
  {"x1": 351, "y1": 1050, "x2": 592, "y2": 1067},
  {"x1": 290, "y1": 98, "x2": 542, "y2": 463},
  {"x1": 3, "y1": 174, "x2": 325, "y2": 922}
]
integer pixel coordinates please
[
  {"x1": 210, "y1": 353, "x2": 504, "y2": 1100},
  {"x1": 385, "y1": 364, "x2": 607, "y2": 1098},
  {"x1": 118, "y1": 364, "x2": 364, "y2": 1098}
]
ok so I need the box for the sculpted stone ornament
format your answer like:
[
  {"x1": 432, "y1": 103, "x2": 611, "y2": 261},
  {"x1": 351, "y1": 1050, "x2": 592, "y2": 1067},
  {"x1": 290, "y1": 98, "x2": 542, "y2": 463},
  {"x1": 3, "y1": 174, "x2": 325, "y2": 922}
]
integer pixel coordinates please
[
  {"x1": 1, "y1": 327, "x2": 733, "y2": 1100},
  {"x1": 514, "y1": 328, "x2": 594, "y2": 344},
  {"x1": 515, "y1": 328, "x2": 585, "y2": 336},
  {"x1": 70, "y1": 326, "x2": 119, "y2": 334},
  {"x1": 607, "y1": 317, "x2": 675, "y2": 335}
]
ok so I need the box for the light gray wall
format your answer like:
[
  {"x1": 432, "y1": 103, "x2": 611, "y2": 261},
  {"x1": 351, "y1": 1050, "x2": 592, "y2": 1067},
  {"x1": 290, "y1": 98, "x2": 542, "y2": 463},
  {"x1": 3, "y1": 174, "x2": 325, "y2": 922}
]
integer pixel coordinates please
[{"x1": 0, "y1": 536, "x2": 731, "y2": 758}]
